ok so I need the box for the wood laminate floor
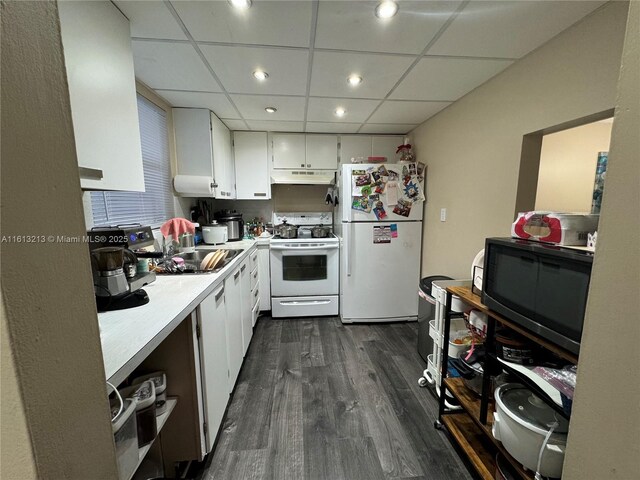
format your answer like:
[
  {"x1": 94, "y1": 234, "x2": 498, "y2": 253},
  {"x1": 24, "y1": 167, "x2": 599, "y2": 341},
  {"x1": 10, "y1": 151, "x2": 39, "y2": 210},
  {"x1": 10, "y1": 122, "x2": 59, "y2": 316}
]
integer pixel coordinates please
[{"x1": 197, "y1": 317, "x2": 473, "y2": 480}]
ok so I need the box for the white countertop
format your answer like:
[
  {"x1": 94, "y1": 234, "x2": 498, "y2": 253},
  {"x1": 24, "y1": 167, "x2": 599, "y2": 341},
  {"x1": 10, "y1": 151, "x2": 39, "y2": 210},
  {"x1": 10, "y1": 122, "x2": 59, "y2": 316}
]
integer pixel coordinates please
[{"x1": 98, "y1": 239, "x2": 257, "y2": 386}]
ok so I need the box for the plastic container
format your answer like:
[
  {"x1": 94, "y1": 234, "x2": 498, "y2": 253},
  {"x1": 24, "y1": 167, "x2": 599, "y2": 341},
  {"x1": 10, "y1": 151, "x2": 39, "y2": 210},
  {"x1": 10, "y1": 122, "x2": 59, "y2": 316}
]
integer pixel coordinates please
[
  {"x1": 417, "y1": 275, "x2": 453, "y2": 362},
  {"x1": 120, "y1": 380, "x2": 157, "y2": 447},
  {"x1": 111, "y1": 397, "x2": 138, "y2": 480},
  {"x1": 132, "y1": 372, "x2": 167, "y2": 416}
]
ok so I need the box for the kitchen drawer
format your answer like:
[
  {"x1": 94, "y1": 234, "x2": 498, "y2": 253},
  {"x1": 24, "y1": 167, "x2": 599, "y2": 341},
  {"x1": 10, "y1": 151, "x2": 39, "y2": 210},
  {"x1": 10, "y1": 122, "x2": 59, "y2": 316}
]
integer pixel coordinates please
[
  {"x1": 271, "y1": 295, "x2": 339, "y2": 318},
  {"x1": 249, "y1": 248, "x2": 258, "y2": 272},
  {"x1": 252, "y1": 281, "x2": 259, "y2": 309},
  {"x1": 250, "y1": 266, "x2": 258, "y2": 291},
  {"x1": 252, "y1": 292, "x2": 260, "y2": 327}
]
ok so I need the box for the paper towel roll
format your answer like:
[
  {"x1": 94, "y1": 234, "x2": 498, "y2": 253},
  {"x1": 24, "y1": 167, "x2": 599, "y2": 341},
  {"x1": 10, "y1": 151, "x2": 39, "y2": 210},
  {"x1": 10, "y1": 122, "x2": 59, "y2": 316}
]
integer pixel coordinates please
[{"x1": 173, "y1": 175, "x2": 214, "y2": 196}]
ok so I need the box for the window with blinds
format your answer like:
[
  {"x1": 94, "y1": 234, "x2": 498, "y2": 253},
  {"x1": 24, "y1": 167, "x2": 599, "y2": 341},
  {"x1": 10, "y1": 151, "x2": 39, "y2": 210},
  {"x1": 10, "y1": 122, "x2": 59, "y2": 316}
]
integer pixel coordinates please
[{"x1": 91, "y1": 94, "x2": 175, "y2": 227}]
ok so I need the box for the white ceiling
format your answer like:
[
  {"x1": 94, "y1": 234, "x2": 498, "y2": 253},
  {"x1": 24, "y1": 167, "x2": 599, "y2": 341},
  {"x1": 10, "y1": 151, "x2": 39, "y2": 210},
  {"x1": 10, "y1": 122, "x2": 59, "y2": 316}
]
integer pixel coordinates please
[{"x1": 115, "y1": 0, "x2": 606, "y2": 134}]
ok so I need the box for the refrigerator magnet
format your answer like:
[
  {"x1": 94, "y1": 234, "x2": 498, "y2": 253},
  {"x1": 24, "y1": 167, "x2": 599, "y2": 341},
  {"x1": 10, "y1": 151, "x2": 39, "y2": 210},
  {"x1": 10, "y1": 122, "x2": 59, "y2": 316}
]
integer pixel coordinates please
[
  {"x1": 393, "y1": 199, "x2": 412, "y2": 217},
  {"x1": 373, "y1": 201, "x2": 387, "y2": 220},
  {"x1": 373, "y1": 225, "x2": 391, "y2": 244},
  {"x1": 390, "y1": 224, "x2": 398, "y2": 238}
]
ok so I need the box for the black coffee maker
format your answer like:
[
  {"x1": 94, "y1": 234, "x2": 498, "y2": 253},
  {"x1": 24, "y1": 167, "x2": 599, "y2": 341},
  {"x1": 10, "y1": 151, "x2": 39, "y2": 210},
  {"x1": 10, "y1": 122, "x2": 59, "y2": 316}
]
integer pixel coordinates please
[{"x1": 88, "y1": 225, "x2": 156, "y2": 311}]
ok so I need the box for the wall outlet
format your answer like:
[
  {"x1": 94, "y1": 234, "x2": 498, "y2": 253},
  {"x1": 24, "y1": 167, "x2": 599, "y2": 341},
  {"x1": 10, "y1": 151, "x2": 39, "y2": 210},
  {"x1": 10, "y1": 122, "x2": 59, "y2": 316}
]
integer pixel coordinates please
[{"x1": 440, "y1": 208, "x2": 447, "y2": 222}]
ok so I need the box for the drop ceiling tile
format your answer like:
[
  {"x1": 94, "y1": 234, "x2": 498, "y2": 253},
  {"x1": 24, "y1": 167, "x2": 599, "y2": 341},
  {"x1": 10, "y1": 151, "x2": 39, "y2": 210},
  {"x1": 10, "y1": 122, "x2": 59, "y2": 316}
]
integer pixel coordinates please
[
  {"x1": 155, "y1": 90, "x2": 240, "y2": 119},
  {"x1": 429, "y1": 1, "x2": 606, "y2": 58},
  {"x1": 221, "y1": 119, "x2": 249, "y2": 130},
  {"x1": 390, "y1": 57, "x2": 512, "y2": 101},
  {"x1": 307, "y1": 98, "x2": 380, "y2": 123},
  {"x1": 306, "y1": 122, "x2": 362, "y2": 134},
  {"x1": 310, "y1": 51, "x2": 413, "y2": 99},
  {"x1": 368, "y1": 101, "x2": 450, "y2": 124},
  {"x1": 200, "y1": 46, "x2": 309, "y2": 95},
  {"x1": 231, "y1": 95, "x2": 306, "y2": 121},
  {"x1": 360, "y1": 124, "x2": 417, "y2": 134},
  {"x1": 172, "y1": 0, "x2": 312, "y2": 47},
  {"x1": 315, "y1": 0, "x2": 462, "y2": 54},
  {"x1": 132, "y1": 41, "x2": 220, "y2": 91},
  {"x1": 246, "y1": 120, "x2": 304, "y2": 132},
  {"x1": 114, "y1": 1, "x2": 186, "y2": 40}
]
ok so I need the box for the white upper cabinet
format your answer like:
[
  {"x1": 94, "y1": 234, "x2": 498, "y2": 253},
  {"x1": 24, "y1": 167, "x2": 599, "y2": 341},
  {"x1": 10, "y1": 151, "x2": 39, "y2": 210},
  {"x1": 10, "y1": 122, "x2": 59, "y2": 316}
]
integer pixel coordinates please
[
  {"x1": 272, "y1": 134, "x2": 338, "y2": 170},
  {"x1": 210, "y1": 113, "x2": 234, "y2": 198},
  {"x1": 173, "y1": 108, "x2": 234, "y2": 198},
  {"x1": 234, "y1": 132, "x2": 270, "y2": 200},
  {"x1": 58, "y1": 1, "x2": 144, "y2": 191},
  {"x1": 340, "y1": 135, "x2": 404, "y2": 164},
  {"x1": 372, "y1": 136, "x2": 403, "y2": 162},
  {"x1": 340, "y1": 135, "x2": 372, "y2": 165},
  {"x1": 272, "y1": 133, "x2": 307, "y2": 170},
  {"x1": 306, "y1": 135, "x2": 338, "y2": 170}
]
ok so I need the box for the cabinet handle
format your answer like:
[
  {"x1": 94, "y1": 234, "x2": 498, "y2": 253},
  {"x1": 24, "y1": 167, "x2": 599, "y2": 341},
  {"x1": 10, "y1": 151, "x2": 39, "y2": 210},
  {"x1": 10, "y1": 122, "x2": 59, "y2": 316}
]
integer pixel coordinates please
[
  {"x1": 307, "y1": 164, "x2": 311, "y2": 168},
  {"x1": 254, "y1": 193, "x2": 267, "y2": 197},
  {"x1": 252, "y1": 254, "x2": 258, "y2": 262},
  {"x1": 78, "y1": 166, "x2": 103, "y2": 180},
  {"x1": 253, "y1": 271, "x2": 258, "y2": 279},
  {"x1": 254, "y1": 289, "x2": 259, "y2": 298},
  {"x1": 241, "y1": 265, "x2": 246, "y2": 272},
  {"x1": 234, "y1": 271, "x2": 240, "y2": 280},
  {"x1": 214, "y1": 287, "x2": 225, "y2": 302}
]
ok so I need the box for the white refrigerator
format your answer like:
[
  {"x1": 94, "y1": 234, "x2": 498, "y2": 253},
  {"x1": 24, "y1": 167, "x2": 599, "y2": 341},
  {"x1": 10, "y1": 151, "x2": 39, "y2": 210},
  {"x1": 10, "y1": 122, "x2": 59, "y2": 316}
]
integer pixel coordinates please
[{"x1": 337, "y1": 163, "x2": 423, "y2": 323}]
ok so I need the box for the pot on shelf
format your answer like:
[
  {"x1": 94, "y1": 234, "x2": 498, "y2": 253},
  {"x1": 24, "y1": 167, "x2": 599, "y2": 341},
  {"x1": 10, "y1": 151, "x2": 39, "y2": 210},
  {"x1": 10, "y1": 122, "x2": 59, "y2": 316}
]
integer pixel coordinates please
[{"x1": 492, "y1": 383, "x2": 569, "y2": 479}]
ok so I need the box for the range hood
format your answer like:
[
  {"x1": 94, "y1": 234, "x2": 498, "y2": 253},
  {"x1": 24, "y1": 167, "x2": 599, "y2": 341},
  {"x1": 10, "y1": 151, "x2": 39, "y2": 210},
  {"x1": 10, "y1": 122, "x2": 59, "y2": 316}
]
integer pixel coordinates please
[{"x1": 270, "y1": 170, "x2": 335, "y2": 185}]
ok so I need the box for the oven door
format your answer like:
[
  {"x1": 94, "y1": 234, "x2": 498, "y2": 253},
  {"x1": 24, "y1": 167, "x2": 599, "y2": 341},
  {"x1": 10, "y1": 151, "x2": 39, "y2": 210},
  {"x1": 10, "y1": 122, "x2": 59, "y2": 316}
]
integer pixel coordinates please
[{"x1": 270, "y1": 242, "x2": 339, "y2": 296}]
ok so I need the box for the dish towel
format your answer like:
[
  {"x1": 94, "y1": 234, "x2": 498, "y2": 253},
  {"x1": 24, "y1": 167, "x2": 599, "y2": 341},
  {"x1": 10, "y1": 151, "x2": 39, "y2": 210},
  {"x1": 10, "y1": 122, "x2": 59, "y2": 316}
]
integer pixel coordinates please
[
  {"x1": 325, "y1": 187, "x2": 333, "y2": 205},
  {"x1": 160, "y1": 218, "x2": 196, "y2": 241}
]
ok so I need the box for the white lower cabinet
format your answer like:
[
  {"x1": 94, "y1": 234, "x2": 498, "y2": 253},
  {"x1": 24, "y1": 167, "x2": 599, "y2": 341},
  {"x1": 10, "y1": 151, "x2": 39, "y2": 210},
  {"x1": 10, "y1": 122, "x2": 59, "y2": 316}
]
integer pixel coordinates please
[
  {"x1": 224, "y1": 266, "x2": 243, "y2": 393},
  {"x1": 257, "y1": 244, "x2": 271, "y2": 311},
  {"x1": 239, "y1": 257, "x2": 253, "y2": 356},
  {"x1": 196, "y1": 284, "x2": 229, "y2": 453}
]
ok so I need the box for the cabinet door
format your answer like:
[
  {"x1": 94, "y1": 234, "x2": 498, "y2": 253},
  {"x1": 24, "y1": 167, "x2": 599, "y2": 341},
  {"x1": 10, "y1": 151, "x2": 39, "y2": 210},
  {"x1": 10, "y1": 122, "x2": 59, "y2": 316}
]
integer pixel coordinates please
[
  {"x1": 224, "y1": 266, "x2": 243, "y2": 393},
  {"x1": 173, "y1": 108, "x2": 214, "y2": 178},
  {"x1": 372, "y1": 136, "x2": 403, "y2": 162},
  {"x1": 211, "y1": 113, "x2": 233, "y2": 198},
  {"x1": 272, "y1": 134, "x2": 306, "y2": 169},
  {"x1": 306, "y1": 135, "x2": 338, "y2": 170},
  {"x1": 234, "y1": 132, "x2": 270, "y2": 199},
  {"x1": 58, "y1": 1, "x2": 144, "y2": 191},
  {"x1": 240, "y1": 258, "x2": 253, "y2": 356},
  {"x1": 340, "y1": 136, "x2": 372, "y2": 165},
  {"x1": 197, "y1": 284, "x2": 229, "y2": 453},
  {"x1": 257, "y1": 245, "x2": 271, "y2": 311}
]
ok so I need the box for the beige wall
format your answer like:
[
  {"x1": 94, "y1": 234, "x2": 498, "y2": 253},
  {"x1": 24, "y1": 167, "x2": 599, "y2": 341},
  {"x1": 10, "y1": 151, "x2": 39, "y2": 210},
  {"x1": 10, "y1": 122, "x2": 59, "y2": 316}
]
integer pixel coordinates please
[
  {"x1": 1, "y1": 2, "x2": 118, "y2": 478},
  {"x1": 563, "y1": 2, "x2": 640, "y2": 477},
  {"x1": 535, "y1": 121, "x2": 612, "y2": 212},
  {"x1": 409, "y1": 1, "x2": 628, "y2": 279}
]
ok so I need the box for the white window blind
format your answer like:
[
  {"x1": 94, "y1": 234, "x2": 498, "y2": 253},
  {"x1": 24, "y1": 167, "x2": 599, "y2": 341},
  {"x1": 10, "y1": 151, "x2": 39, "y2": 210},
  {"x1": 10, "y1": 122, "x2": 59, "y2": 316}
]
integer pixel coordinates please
[{"x1": 91, "y1": 94, "x2": 174, "y2": 227}]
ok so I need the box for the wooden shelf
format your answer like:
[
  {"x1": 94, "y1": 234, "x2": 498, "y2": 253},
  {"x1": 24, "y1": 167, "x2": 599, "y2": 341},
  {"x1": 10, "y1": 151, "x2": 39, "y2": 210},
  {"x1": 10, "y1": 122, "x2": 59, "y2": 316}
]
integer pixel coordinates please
[
  {"x1": 441, "y1": 415, "x2": 496, "y2": 480},
  {"x1": 447, "y1": 286, "x2": 578, "y2": 364},
  {"x1": 443, "y1": 378, "x2": 534, "y2": 480},
  {"x1": 128, "y1": 397, "x2": 178, "y2": 480}
]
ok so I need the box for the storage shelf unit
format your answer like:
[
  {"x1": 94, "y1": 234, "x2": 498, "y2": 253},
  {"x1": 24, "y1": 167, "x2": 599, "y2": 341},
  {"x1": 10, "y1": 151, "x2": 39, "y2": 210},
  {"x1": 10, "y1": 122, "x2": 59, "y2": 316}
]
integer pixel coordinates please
[
  {"x1": 128, "y1": 397, "x2": 178, "y2": 480},
  {"x1": 436, "y1": 286, "x2": 577, "y2": 480}
]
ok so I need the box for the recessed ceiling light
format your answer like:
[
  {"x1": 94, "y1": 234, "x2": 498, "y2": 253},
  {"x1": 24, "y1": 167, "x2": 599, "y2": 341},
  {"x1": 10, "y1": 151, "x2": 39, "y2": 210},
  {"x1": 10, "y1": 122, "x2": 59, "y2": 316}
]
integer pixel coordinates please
[
  {"x1": 347, "y1": 74, "x2": 363, "y2": 86},
  {"x1": 229, "y1": 0, "x2": 252, "y2": 10},
  {"x1": 252, "y1": 70, "x2": 269, "y2": 81},
  {"x1": 375, "y1": 1, "x2": 398, "y2": 19},
  {"x1": 335, "y1": 108, "x2": 346, "y2": 117},
  {"x1": 265, "y1": 107, "x2": 277, "y2": 113}
]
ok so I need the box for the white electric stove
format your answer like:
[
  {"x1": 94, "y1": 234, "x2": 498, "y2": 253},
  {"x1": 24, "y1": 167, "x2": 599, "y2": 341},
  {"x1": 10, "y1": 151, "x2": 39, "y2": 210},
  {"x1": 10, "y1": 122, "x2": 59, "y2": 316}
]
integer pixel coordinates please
[{"x1": 270, "y1": 212, "x2": 339, "y2": 318}]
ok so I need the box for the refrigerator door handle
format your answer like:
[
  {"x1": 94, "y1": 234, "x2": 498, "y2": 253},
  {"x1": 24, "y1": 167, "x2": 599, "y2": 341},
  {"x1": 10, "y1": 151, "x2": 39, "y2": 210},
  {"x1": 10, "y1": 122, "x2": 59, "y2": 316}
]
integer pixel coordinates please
[{"x1": 345, "y1": 226, "x2": 351, "y2": 277}]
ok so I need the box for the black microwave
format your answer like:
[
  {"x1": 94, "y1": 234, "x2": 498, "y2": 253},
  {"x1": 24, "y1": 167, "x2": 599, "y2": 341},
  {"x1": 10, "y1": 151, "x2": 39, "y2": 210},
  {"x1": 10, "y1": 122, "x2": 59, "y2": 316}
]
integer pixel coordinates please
[{"x1": 482, "y1": 238, "x2": 593, "y2": 355}]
